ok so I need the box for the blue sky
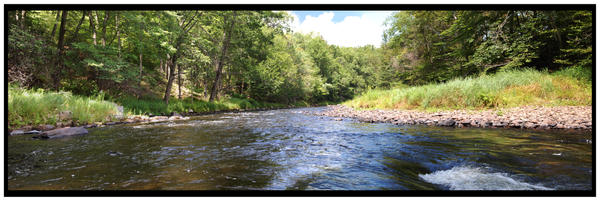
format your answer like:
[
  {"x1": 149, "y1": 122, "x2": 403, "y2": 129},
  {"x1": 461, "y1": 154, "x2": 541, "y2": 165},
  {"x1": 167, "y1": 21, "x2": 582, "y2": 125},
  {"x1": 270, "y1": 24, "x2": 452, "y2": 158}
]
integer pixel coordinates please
[
  {"x1": 288, "y1": 11, "x2": 395, "y2": 47},
  {"x1": 292, "y1": 11, "x2": 365, "y2": 23}
]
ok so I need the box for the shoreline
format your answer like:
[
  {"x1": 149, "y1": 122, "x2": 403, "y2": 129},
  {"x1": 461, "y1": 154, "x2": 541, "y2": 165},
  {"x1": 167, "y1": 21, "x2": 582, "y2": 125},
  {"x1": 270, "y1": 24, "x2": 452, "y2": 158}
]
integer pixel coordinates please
[
  {"x1": 7, "y1": 104, "x2": 323, "y2": 136},
  {"x1": 314, "y1": 105, "x2": 592, "y2": 130}
]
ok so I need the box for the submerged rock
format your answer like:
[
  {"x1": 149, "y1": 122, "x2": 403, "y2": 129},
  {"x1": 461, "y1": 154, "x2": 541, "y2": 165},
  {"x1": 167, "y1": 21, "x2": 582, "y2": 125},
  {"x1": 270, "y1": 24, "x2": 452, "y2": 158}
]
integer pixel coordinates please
[
  {"x1": 10, "y1": 130, "x2": 25, "y2": 135},
  {"x1": 438, "y1": 119, "x2": 455, "y2": 127},
  {"x1": 107, "y1": 151, "x2": 123, "y2": 156},
  {"x1": 35, "y1": 127, "x2": 88, "y2": 139}
]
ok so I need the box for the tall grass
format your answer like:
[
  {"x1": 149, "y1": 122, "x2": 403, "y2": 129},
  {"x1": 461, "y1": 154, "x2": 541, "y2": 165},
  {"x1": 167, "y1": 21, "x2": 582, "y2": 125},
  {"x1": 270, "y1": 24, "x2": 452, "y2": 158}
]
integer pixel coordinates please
[
  {"x1": 8, "y1": 86, "x2": 118, "y2": 129},
  {"x1": 345, "y1": 69, "x2": 591, "y2": 111}
]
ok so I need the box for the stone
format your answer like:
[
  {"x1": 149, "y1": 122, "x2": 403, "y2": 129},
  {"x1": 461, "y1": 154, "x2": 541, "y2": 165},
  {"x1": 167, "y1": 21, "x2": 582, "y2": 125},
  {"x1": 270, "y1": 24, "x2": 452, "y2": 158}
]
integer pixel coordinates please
[
  {"x1": 438, "y1": 119, "x2": 455, "y2": 127},
  {"x1": 171, "y1": 112, "x2": 182, "y2": 117},
  {"x1": 83, "y1": 124, "x2": 97, "y2": 129},
  {"x1": 58, "y1": 110, "x2": 72, "y2": 121},
  {"x1": 524, "y1": 122, "x2": 536, "y2": 129},
  {"x1": 538, "y1": 123, "x2": 549, "y2": 129},
  {"x1": 315, "y1": 105, "x2": 591, "y2": 130},
  {"x1": 112, "y1": 115, "x2": 124, "y2": 120},
  {"x1": 36, "y1": 127, "x2": 88, "y2": 139},
  {"x1": 10, "y1": 130, "x2": 25, "y2": 135},
  {"x1": 40, "y1": 124, "x2": 55, "y2": 131},
  {"x1": 24, "y1": 130, "x2": 42, "y2": 135}
]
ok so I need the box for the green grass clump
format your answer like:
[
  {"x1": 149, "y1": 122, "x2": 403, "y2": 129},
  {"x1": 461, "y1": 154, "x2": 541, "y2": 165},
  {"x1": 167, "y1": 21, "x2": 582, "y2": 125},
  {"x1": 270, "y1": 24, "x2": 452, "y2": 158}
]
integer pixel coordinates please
[
  {"x1": 8, "y1": 86, "x2": 119, "y2": 129},
  {"x1": 344, "y1": 68, "x2": 591, "y2": 111}
]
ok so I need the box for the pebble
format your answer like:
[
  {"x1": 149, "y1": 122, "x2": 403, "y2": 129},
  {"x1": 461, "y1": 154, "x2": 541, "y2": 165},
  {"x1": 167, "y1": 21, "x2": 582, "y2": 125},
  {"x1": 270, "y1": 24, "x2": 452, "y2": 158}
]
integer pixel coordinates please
[{"x1": 315, "y1": 105, "x2": 591, "y2": 130}]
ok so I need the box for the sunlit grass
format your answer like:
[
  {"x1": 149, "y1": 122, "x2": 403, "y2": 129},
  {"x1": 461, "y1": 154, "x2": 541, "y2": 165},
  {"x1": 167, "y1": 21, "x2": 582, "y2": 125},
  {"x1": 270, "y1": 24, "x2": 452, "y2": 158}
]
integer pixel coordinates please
[
  {"x1": 8, "y1": 86, "x2": 118, "y2": 129},
  {"x1": 344, "y1": 68, "x2": 591, "y2": 111}
]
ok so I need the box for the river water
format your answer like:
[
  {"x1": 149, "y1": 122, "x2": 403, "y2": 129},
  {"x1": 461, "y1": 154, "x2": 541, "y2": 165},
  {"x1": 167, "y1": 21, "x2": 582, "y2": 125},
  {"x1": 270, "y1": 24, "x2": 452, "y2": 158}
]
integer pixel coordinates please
[{"x1": 7, "y1": 107, "x2": 593, "y2": 190}]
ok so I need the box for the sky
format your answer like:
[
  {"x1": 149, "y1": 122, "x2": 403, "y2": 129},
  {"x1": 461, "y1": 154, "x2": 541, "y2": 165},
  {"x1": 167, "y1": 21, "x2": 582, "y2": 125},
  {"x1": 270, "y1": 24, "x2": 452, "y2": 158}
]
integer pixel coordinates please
[{"x1": 288, "y1": 11, "x2": 395, "y2": 48}]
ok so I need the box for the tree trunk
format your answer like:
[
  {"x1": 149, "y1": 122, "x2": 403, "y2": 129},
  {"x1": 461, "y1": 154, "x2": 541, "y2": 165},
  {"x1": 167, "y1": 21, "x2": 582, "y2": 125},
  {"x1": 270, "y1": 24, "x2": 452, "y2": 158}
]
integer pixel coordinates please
[
  {"x1": 51, "y1": 11, "x2": 60, "y2": 40},
  {"x1": 209, "y1": 13, "x2": 236, "y2": 102},
  {"x1": 549, "y1": 11, "x2": 562, "y2": 49},
  {"x1": 116, "y1": 12, "x2": 121, "y2": 57},
  {"x1": 240, "y1": 79, "x2": 244, "y2": 95},
  {"x1": 159, "y1": 59, "x2": 163, "y2": 73},
  {"x1": 166, "y1": 54, "x2": 170, "y2": 80},
  {"x1": 101, "y1": 11, "x2": 109, "y2": 47},
  {"x1": 69, "y1": 11, "x2": 86, "y2": 43},
  {"x1": 139, "y1": 53, "x2": 143, "y2": 85},
  {"x1": 90, "y1": 11, "x2": 97, "y2": 45},
  {"x1": 54, "y1": 10, "x2": 68, "y2": 91},
  {"x1": 163, "y1": 55, "x2": 178, "y2": 105},
  {"x1": 178, "y1": 63, "x2": 182, "y2": 99},
  {"x1": 163, "y1": 11, "x2": 201, "y2": 104},
  {"x1": 203, "y1": 78, "x2": 207, "y2": 98},
  {"x1": 20, "y1": 10, "x2": 27, "y2": 29}
]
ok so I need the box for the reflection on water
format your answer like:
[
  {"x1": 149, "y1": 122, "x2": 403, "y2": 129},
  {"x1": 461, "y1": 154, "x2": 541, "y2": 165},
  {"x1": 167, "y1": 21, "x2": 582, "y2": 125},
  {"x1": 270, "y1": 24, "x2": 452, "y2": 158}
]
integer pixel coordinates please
[{"x1": 7, "y1": 107, "x2": 593, "y2": 190}]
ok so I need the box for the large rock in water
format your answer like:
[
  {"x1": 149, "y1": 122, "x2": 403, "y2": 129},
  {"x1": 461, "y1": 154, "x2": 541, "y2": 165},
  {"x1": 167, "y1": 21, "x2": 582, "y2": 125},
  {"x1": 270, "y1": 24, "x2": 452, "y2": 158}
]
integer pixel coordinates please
[
  {"x1": 438, "y1": 119, "x2": 456, "y2": 127},
  {"x1": 36, "y1": 127, "x2": 88, "y2": 139}
]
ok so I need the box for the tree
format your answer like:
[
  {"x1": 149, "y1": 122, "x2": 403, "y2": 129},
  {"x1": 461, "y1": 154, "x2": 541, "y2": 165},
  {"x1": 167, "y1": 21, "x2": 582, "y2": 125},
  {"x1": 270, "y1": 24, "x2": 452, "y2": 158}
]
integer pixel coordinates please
[
  {"x1": 54, "y1": 10, "x2": 68, "y2": 91},
  {"x1": 163, "y1": 11, "x2": 201, "y2": 104},
  {"x1": 208, "y1": 11, "x2": 237, "y2": 102}
]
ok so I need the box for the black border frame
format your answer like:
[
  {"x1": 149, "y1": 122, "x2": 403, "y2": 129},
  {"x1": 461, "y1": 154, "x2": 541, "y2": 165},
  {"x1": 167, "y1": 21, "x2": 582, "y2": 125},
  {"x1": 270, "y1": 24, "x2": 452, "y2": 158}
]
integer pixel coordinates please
[{"x1": 3, "y1": 4, "x2": 596, "y2": 197}]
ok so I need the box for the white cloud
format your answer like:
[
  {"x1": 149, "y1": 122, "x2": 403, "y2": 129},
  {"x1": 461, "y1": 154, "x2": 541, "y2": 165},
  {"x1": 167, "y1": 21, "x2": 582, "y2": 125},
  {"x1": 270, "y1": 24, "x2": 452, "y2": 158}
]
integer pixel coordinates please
[{"x1": 289, "y1": 11, "x2": 394, "y2": 47}]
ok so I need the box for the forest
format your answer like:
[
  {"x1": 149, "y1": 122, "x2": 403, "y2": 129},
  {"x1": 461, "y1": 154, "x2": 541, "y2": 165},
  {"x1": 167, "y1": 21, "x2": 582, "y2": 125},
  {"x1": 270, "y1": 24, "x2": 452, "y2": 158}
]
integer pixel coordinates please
[{"x1": 7, "y1": 10, "x2": 593, "y2": 128}]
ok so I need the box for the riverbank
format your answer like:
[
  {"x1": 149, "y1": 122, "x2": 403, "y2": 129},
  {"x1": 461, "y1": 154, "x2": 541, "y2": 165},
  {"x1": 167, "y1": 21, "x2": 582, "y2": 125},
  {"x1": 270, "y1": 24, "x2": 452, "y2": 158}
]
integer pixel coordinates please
[
  {"x1": 8, "y1": 100, "x2": 333, "y2": 136},
  {"x1": 315, "y1": 105, "x2": 592, "y2": 130},
  {"x1": 8, "y1": 85, "x2": 337, "y2": 135},
  {"x1": 344, "y1": 69, "x2": 591, "y2": 111}
]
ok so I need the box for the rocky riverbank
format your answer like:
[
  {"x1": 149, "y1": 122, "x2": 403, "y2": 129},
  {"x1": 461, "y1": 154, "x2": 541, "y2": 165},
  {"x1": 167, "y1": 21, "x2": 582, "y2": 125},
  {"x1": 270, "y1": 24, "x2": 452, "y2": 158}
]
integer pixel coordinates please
[
  {"x1": 9, "y1": 112, "x2": 191, "y2": 137},
  {"x1": 314, "y1": 105, "x2": 592, "y2": 130}
]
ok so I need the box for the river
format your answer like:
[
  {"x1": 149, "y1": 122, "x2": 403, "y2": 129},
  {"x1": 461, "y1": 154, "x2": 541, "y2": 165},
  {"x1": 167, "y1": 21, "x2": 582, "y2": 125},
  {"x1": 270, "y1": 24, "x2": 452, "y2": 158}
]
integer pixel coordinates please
[{"x1": 7, "y1": 107, "x2": 593, "y2": 190}]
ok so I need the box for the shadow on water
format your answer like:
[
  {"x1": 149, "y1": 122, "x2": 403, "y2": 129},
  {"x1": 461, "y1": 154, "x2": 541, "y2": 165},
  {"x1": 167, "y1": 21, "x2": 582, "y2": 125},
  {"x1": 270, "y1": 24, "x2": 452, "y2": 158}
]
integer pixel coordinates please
[{"x1": 7, "y1": 107, "x2": 593, "y2": 190}]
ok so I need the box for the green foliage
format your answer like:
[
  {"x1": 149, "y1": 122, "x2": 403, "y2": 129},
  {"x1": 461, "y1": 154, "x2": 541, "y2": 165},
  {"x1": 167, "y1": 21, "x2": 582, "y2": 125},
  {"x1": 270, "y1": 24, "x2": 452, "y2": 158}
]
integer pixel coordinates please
[
  {"x1": 384, "y1": 10, "x2": 593, "y2": 85},
  {"x1": 116, "y1": 96, "x2": 286, "y2": 116},
  {"x1": 7, "y1": 24, "x2": 55, "y2": 87},
  {"x1": 8, "y1": 85, "x2": 118, "y2": 129},
  {"x1": 554, "y1": 11, "x2": 593, "y2": 71}
]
